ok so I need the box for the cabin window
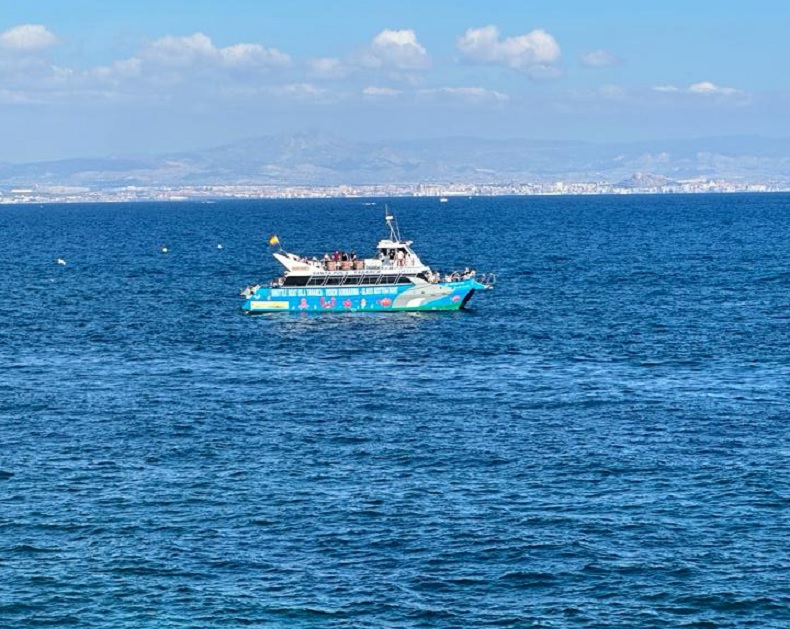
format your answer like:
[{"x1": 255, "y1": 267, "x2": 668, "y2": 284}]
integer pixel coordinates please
[{"x1": 283, "y1": 276, "x2": 308, "y2": 287}]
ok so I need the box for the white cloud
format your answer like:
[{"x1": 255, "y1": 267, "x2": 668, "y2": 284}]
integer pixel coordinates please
[
  {"x1": 688, "y1": 81, "x2": 738, "y2": 96},
  {"x1": 456, "y1": 25, "x2": 560, "y2": 74},
  {"x1": 360, "y1": 85, "x2": 508, "y2": 104},
  {"x1": 580, "y1": 49, "x2": 618, "y2": 68},
  {"x1": 0, "y1": 30, "x2": 295, "y2": 106},
  {"x1": 365, "y1": 29, "x2": 429, "y2": 70},
  {"x1": 62, "y1": 32, "x2": 293, "y2": 97},
  {"x1": 140, "y1": 32, "x2": 290, "y2": 69},
  {"x1": 652, "y1": 81, "x2": 740, "y2": 96},
  {"x1": 220, "y1": 43, "x2": 290, "y2": 68},
  {"x1": 311, "y1": 29, "x2": 429, "y2": 83},
  {"x1": 419, "y1": 86, "x2": 509, "y2": 104},
  {"x1": 141, "y1": 33, "x2": 214, "y2": 66},
  {"x1": 0, "y1": 24, "x2": 59, "y2": 52}
]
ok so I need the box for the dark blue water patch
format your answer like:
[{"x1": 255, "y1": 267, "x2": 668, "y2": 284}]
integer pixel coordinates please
[{"x1": 2, "y1": 194, "x2": 790, "y2": 627}]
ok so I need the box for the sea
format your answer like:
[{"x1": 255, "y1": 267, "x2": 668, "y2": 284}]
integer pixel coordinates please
[{"x1": 1, "y1": 194, "x2": 789, "y2": 627}]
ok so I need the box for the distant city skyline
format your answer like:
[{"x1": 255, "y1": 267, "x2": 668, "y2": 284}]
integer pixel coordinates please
[{"x1": 2, "y1": 1, "x2": 789, "y2": 163}]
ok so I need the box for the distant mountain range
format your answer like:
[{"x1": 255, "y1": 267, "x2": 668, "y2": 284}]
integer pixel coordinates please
[{"x1": 2, "y1": 132, "x2": 790, "y2": 189}]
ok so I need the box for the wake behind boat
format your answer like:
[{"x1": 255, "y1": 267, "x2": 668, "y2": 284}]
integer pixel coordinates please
[{"x1": 241, "y1": 210, "x2": 494, "y2": 313}]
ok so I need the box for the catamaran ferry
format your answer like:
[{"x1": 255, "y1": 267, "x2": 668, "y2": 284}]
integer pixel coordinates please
[{"x1": 241, "y1": 211, "x2": 494, "y2": 313}]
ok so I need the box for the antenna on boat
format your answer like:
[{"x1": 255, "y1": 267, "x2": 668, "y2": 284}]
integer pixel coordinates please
[{"x1": 384, "y1": 204, "x2": 401, "y2": 242}]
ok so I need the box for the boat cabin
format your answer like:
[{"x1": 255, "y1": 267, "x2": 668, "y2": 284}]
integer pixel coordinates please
[
  {"x1": 371, "y1": 238, "x2": 424, "y2": 269},
  {"x1": 268, "y1": 210, "x2": 434, "y2": 288}
]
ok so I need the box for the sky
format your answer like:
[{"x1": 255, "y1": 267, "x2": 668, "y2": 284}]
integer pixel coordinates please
[{"x1": 1, "y1": 0, "x2": 789, "y2": 162}]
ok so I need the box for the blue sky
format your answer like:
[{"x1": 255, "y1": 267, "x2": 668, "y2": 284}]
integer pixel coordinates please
[{"x1": 1, "y1": 1, "x2": 789, "y2": 162}]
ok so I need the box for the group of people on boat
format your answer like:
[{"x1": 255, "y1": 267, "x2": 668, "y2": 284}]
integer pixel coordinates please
[
  {"x1": 240, "y1": 283, "x2": 261, "y2": 297},
  {"x1": 324, "y1": 250, "x2": 357, "y2": 264},
  {"x1": 425, "y1": 267, "x2": 477, "y2": 284},
  {"x1": 320, "y1": 250, "x2": 361, "y2": 271},
  {"x1": 377, "y1": 248, "x2": 414, "y2": 267},
  {"x1": 292, "y1": 251, "x2": 361, "y2": 271},
  {"x1": 294, "y1": 248, "x2": 419, "y2": 271}
]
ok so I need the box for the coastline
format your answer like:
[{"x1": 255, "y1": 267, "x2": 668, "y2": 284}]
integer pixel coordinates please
[{"x1": 2, "y1": 180, "x2": 788, "y2": 205}]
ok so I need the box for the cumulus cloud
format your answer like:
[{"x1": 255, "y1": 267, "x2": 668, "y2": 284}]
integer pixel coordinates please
[
  {"x1": 0, "y1": 24, "x2": 59, "y2": 52},
  {"x1": 0, "y1": 30, "x2": 295, "y2": 107},
  {"x1": 580, "y1": 49, "x2": 619, "y2": 68},
  {"x1": 361, "y1": 29, "x2": 430, "y2": 70},
  {"x1": 219, "y1": 43, "x2": 290, "y2": 68},
  {"x1": 456, "y1": 25, "x2": 560, "y2": 74},
  {"x1": 309, "y1": 29, "x2": 429, "y2": 83},
  {"x1": 72, "y1": 32, "x2": 293, "y2": 94},
  {"x1": 653, "y1": 81, "x2": 740, "y2": 96},
  {"x1": 140, "y1": 33, "x2": 212, "y2": 66},
  {"x1": 0, "y1": 26, "x2": 65, "y2": 103},
  {"x1": 139, "y1": 32, "x2": 290, "y2": 69}
]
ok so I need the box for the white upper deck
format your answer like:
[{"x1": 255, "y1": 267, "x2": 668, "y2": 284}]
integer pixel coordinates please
[{"x1": 272, "y1": 211, "x2": 430, "y2": 277}]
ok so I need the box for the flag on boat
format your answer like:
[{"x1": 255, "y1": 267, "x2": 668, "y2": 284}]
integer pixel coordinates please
[{"x1": 268, "y1": 235, "x2": 280, "y2": 246}]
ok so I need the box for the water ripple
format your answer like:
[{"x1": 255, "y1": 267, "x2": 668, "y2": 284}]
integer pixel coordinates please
[{"x1": 2, "y1": 196, "x2": 790, "y2": 627}]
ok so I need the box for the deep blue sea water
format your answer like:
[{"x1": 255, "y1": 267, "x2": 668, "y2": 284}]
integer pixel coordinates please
[{"x1": 1, "y1": 194, "x2": 790, "y2": 627}]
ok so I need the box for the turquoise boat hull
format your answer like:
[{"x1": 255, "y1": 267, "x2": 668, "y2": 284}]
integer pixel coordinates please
[{"x1": 242, "y1": 278, "x2": 488, "y2": 313}]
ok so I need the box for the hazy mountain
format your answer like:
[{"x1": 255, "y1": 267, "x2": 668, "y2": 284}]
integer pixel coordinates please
[{"x1": 2, "y1": 132, "x2": 790, "y2": 188}]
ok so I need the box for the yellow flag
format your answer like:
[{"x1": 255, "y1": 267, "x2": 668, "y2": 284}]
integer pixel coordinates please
[{"x1": 268, "y1": 235, "x2": 280, "y2": 246}]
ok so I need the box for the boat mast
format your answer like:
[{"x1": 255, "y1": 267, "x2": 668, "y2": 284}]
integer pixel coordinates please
[{"x1": 384, "y1": 204, "x2": 402, "y2": 242}]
